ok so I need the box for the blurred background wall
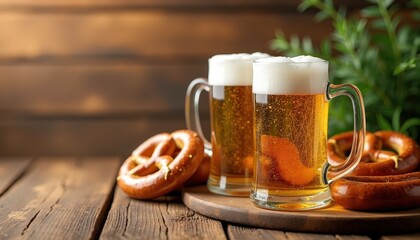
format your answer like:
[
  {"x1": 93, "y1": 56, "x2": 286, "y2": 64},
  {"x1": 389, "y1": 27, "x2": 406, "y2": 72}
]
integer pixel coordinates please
[{"x1": 0, "y1": 0, "x2": 363, "y2": 156}]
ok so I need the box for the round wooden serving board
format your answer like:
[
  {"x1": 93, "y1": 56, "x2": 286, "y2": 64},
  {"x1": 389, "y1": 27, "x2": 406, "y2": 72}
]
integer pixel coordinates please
[{"x1": 182, "y1": 185, "x2": 420, "y2": 234}]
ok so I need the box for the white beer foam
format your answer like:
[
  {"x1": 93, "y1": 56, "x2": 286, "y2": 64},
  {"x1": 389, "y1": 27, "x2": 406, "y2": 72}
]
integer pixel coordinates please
[
  {"x1": 253, "y1": 55, "x2": 328, "y2": 94},
  {"x1": 208, "y1": 52, "x2": 270, "y2": 86}
]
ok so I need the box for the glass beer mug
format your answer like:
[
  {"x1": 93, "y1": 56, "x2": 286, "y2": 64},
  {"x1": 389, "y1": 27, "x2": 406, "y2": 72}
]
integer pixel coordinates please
[
  {"x1": 251, "y1": 56, "x2": 366, "y2": 210},
  {"x1": 185, "y1": 53, "x2": 270, "y2": 196}
]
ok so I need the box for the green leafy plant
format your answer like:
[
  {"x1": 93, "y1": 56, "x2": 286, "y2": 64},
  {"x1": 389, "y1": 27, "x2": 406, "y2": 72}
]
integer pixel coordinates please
[{"x1": 271, "y1": 0, "x2": 420, "y2": 140}]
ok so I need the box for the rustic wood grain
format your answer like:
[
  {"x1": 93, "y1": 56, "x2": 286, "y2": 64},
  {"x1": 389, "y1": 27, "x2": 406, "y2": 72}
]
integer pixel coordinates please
[
  {"x1": 0, "y1": 12, "x2": 331, "y2": 60},
  {"x1": 182, "y1": 185, "x2": 420, "y2": 234},
  {"x1": 227, "y1": 225, "x2": 374, "y2": 240},
  {"x1": 227, "y1": 225, "x2": 373, "y2": 240},
  {"x1": 381, "y1": 234, "x2": 420, "y2": 240},
  {"x1": 0, "y1": 158, "x2": 32, "y2": 196},
  {"x1": 0, "y1": 63, "x2": 207, "y2": 114},
  {"x1": 101, "y1": 187, "x2": 226, "y2": 240},
  {"x1": 0, "y1": 117, "x2": 210, "y2": 156},
  {"x1": 336, "y1": 235, "x2": 371, "y2": 240},
  {"x1": 228, "y1": 225, "x2": 287, "y2": 240},
  {"x1": 0, "y1": 157, "x2": 417, "y2": 239},
  {"x1": 286, "y1": 232, "x2": 337, "y2": 240},
  {"x1": 0, "y1": 157, "x2": 119, "y2": 239}
]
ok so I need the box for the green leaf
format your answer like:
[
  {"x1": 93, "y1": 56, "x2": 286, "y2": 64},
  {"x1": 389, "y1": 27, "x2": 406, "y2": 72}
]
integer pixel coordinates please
[
  {"x1": 337, "y1": 7, "x2": 347, "y2": 19},
  {"x1": 271, "y1": 31, "x2": 290, "y2": 51},
  {"x1": 356, "y1": 20, "x2": 367, "y2": 33},
  {"x1": 290, "y1": 35, "x2": 300, "y2": 51},
  {"x1": 382, "y1": 0, "x2": 394, "y2": 8},
  {"x1": 320, "y1": 40, "x2": 332, "y2": 57},
  {"x1": 372, "y1": 19, "x2": 387, "y2": 29},
  {"x1": 392, "y1": 107, "x2": 402, "y2": 131},
  {"x1": 325, "y1": 0, "x2": 333, "y2": 7},
  {"x1": 391, "y1": 17, "x2": 401, "y2": 29},
  {"x1": 297, "y1": 0, "x2": 314, "y2": 12},
  {"x1": 302, "y1": 37, "x2": 314, "y2": 53},
  {"x1": 397, "y1": 26, "x2": 410, "y2": 45},
  {"x1": 334, "y1": 43, "x2": 349, "y2": 55},
  {"x1": 271, "y1": 38, "x2": 289, "y2": 51},
  {"x1": 297, "y1": 0, "x2": 319, "y2": 12},
  {"x1": 394, "y1": 58, "x2": 417, "y2": 75},
  {"x1": 361, "y1": 6, "x2": 381, "y2": 17},
  {"x1": 377, "y1": 114, "x2": 393, "y2": 130},
  {"x1": 400, "y1": 118, "x2": 420, "y2": 133},
  {"x1": 315, "y1": 11, "x2": 330, "y2": 22}
]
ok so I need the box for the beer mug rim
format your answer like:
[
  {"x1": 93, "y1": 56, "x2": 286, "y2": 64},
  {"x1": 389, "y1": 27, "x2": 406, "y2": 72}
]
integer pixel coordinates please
[
  {"x1": 209, "y1": 58, "x2": 260, "y2": 64},
  {"x1": 209, "y1": 53, "x2": 271, "y2": 63},
  {"x1": 252, "y1": 59, "x2": 328, "y2": 65}
]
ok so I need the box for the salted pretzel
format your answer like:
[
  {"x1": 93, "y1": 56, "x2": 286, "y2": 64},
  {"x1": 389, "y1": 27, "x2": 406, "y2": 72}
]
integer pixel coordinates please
[
  {"x1": 118, "y1": 130, "x2": 205, "y2": 199},
  {"x1": 327, "y1": 130, "x2": 420, "y2": 211}
]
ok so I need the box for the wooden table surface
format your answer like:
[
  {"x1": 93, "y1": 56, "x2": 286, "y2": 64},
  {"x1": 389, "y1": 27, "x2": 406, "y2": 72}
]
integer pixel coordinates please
[{"x1": 1, "y1": 157, "x2": 419, "y2": 240}]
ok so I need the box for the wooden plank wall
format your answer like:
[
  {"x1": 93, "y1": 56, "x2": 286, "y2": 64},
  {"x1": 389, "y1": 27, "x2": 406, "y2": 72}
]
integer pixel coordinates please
[{"x1": 0, "y1": 0, "x2": 362, "y2": 156}]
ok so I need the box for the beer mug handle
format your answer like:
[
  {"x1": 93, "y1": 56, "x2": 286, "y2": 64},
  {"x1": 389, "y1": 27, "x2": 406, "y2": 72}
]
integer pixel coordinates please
[
  {"x1": 325, "y1": 82, "x2": 366, "y2": 183},
  {"x1": 185, "y1": 78, "x2": 212, "y2": 154}
]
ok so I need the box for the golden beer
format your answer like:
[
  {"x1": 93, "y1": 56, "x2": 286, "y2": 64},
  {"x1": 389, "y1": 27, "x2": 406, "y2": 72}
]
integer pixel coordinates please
[
  {"x1": 185, "y1": 53, "x2": 270, "y2": 196},
  {"x1": 252, "y1": 93, "x2": 329, "y2": 202},
  {"x1": 207, "y1": 85, "x2": 254, "y2": 195},
  {"x1": 250, "y1": 56, "x2": 366, "y2": 210},
  {"x1": 251, "y1": 56, "x2": 332, "y2": 210}
]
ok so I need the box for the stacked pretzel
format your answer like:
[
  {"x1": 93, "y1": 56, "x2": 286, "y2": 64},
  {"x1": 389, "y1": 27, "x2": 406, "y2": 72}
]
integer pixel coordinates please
[
  {"x1": 117, "y1": 130, "x2": 210, "y2": 199},
  {"x1": 327, "y1": 131, "x2": 420, "y2": 211}
]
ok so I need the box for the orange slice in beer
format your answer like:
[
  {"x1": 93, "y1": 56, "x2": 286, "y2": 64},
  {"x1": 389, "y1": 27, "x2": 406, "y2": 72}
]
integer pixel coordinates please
[
  {"x1": 259, "y1": 154, "x2": 280, "y2": 184},
  {"x1": 261, "y1": 135, "x2": 316, "y2": 186},
  {"x1": 244, "y1": 155, "x2": 254, "y2": 171}
]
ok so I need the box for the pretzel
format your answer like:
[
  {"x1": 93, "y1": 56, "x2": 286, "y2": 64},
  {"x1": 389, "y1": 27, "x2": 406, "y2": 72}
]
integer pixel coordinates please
[
  {"x1": 118, "y1": 130, "x2": 204, "y2": 199},
  {"x1": 327, "y1": 131, "x2": 420, "y2": 176},
  {"x1": 184, "y1": 153, "x2": 211, "y2": 187},
  {"x1": 327, "y1": 130, "x2": 420, "y2": 211}
]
